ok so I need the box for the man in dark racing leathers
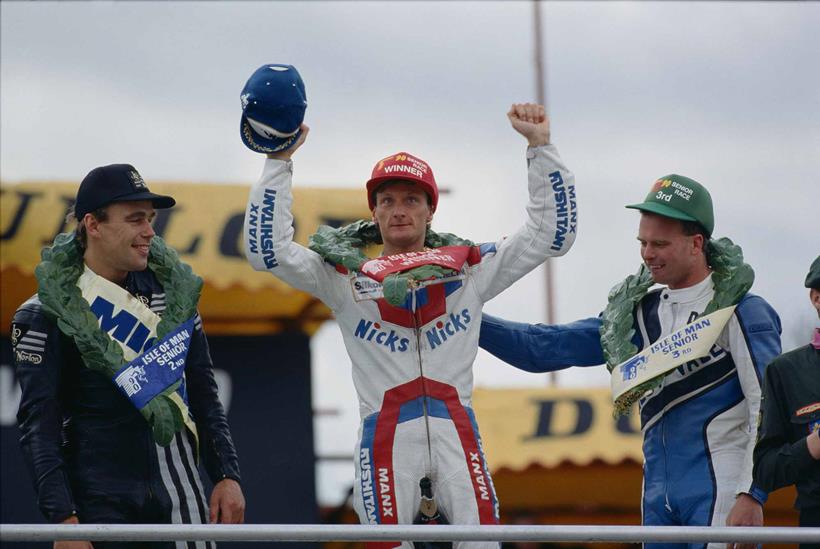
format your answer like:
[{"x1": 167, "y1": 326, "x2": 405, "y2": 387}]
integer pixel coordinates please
[
  {"x1": 13, "y1": 163, "x2": 244, "y2": 549},
  {"x1": 479, "y1": 175, "x2": 782, "y2": 549}
]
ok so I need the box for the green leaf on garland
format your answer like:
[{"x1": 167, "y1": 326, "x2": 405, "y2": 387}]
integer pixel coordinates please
[
  {"x1": 145, "y1": 381, "x2": 186, "y2": 447},
  {"x1": 309, "y1": 221, "x2": 374, "y2": 272},
  {"x1": 703, "y1": 238, "x2": 754, "y2": 315},
  {"x1": 145, "y1": 398, "x2": 175, "y2": 447},
  {"x1": 600, "y1": 264, "x2": 653, "y2": 372},
  {"x1": 309, "y1": 220, "x2": 473, "y2": 272},
  {"x1": 406, "y1": 265, "x2": 455, "y2": 281},
  {"x1": 382, "y1": 275, "x2": 409, "y2": 306},
  {"x1": 425, "y1": 231, "x2": 474, "y2": 248},
  {"x1": 309, "y1": 220, "x2": 472, "y2": 306}
]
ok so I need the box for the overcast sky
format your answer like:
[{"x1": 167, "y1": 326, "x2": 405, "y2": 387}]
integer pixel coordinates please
[{"x1": 2, "y1": 1, "x2": 818, "y2": 505}]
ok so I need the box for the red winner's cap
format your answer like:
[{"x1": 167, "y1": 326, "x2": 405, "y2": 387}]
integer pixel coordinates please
[{"x1": 366, "y1": 152, "x2": 438, "y2": 211}]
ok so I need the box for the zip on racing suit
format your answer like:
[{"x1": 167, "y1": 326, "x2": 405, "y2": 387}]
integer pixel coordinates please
[
  {"x1": 479, "y1": 275, "x2": 781, "y2": 549},
  {"x1": 13, "y1": 269, "x2": 241, "y2": 549},
  {"x1": 243, "y1": 145, "x2": 576, "y2": 547}
]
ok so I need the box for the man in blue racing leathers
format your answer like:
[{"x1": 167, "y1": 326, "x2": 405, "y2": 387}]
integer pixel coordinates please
[{"x1": 479, "y1": 175, "x2": 781, "y2": 549}]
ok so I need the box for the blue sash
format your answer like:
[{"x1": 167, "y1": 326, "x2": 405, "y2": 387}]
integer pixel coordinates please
[{"x1": 113, "y1": 318, "x2": 195, "y2": 410}]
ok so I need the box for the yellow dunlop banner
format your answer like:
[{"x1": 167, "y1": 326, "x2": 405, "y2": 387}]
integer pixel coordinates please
[
  {"x1": 472, "y1": 386, "x2": 643, "y2": 470},
  {"x1": 610, "y1": 306, "x2": 735, "y2": 406},
  {"x1": 1, "y1": 181, "x2": 371, "y2": 289},
  {"x1": 1, "y1": 181, "x2": 372, "y2": 334}
]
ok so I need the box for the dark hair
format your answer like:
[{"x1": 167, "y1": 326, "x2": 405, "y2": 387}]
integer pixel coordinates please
[
  {"x1": 372, "y1": 180, "x2": 433, "y2": 208},
  {"x1": 66, "y1": 203, "x2": 108, "y2": 250},
  {"x1": 680, "y1": 220, "x2": 710, "y2": 240},
  {"x1": 679, "y1": 219, "x2": 713, "y2": 265}
]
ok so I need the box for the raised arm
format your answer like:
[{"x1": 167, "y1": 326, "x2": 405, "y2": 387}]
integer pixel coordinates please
[
  {"x1": 472, "y1": 104, "x2": 578, "y2": 302},
  {"x1": 243, "y1": 125, "x2": 345, "y2": 309}
]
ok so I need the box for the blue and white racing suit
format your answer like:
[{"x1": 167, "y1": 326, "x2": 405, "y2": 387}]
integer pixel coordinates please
[{"x1": 480, "y1": 275, "x2": 782, "y2": 548}]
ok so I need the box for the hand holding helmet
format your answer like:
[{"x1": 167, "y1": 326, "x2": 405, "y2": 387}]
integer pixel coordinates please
[{"x1": 239, "y1": 64, "x2": 307, "y2": 157}]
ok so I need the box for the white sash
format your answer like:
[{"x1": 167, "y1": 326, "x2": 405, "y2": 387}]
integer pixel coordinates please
[
  {"x1": 611, "y1": 305, "x2": 736, "y2": 404},
  {"x1": 77, "y1": 266, "x2": 161, "y2": 360}
]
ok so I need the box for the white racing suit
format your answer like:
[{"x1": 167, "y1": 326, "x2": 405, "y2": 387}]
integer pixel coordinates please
[{"x1": 243, "y1": 145, "x2": 576, "y2": 548}]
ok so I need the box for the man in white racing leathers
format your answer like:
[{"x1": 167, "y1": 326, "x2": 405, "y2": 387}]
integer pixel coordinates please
[{"x1": 242, "y1": 103, "x2": 577, "y2": 547}]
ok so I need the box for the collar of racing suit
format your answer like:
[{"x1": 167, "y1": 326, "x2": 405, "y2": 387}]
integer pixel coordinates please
[{"x1": 659, "y1": 273, "x2": 714, "y2": 305}]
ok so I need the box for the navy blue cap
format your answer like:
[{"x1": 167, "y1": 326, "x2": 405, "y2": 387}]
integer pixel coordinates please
[
  {"x1": 75, "y1": 164, "x2": 175, "y2": 219},
  {"x1": 240, "y1": 64, "x2": 307, "y2": 154}
]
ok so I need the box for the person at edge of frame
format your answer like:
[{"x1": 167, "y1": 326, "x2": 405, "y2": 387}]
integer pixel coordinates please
[{"x1": 754, "y1": 254, "x2": 820, "y2": 549}]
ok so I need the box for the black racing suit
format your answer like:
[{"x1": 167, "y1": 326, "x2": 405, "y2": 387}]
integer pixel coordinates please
[
  {"x1": 12, "y1": 268, "x2": 240, "y2": 548},
  {"x1": 753, "y1": 334, "x2": 820, "y2": 546}
]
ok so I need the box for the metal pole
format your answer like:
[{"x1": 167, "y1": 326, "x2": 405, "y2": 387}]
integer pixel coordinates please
[
  {"x1": 3, "y1": 524, "x2": 820, "y2": 544},
  {"x1": 532, "y1": 0, "x2": 557, "y2": 385},
  {"x1": 533, "y1": 0, "x2": 547, "y2": 110}
]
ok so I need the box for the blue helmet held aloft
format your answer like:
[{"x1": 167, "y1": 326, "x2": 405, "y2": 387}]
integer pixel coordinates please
[{"x1": 240, "y1": 64, "x2": 307, "y2": 154}]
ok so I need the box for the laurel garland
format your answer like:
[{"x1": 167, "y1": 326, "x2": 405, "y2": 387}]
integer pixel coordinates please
[
  {"x1": 34, "y1": 232, "x2": 203, "y2": 446},
  {"x1": 600, "y1": 237, "x2": 754, "y2": 416},
  {"x1": 308, "y1": 220, "x2": 474, "y2": 305}
]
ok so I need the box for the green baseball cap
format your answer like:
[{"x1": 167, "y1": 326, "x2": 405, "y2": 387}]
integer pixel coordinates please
[
  {"x1": 626, "y1": 174, "x2": 715, "y2": 236},
  {"x1": 805, "y1": 255, "x2": 820, "y2": 289}
]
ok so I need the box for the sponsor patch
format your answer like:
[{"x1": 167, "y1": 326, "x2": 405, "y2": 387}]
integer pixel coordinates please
[
  {"x1": 12, "y1": 323, "x2": 46, "y2": 364},
  {"x1": 796, "y1": 402, "x2": 820, "y2": 416},
  {"x1": 359, "y1": 448, "x2": 379, "y2": 523},
  {"x1": 351, "y1": 275, "x2": 384, "y2": 302},
  {"x1": 353, "y1": 319, "x2": 409, "y2": 353},
  {"x1": 246, "y1": 189, "x2": 279, "y2": 269},
  {"x1": 377, "y1": 466, "x2": 394, "y2": 518},
  {"x1": 424, "y1": 308, "x2": 471, "y2": 350},
  {"x1": 549, "y1": 171, "x2": 577, "y2": 251},
  {"x1": 15, "y1": 350, "x2": 43, "y2": 364},
  {"x1": 809, "y1": 420, "x2": 820, "y2": 435}
]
